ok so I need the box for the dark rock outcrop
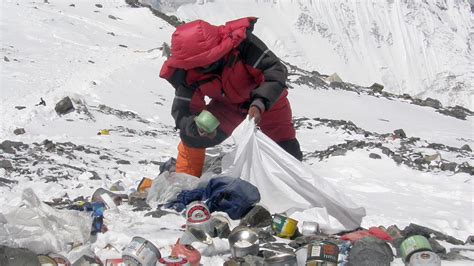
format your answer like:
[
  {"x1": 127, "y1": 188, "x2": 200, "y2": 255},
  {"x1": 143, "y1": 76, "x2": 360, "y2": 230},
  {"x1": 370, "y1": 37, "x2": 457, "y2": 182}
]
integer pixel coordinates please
[{"x1": 55, "y1": 97, "x2": 74, "y2": 115}]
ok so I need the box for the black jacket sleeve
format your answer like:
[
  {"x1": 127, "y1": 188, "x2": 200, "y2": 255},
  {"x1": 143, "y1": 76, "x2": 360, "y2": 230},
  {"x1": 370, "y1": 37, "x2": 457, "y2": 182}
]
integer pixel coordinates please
[
  {"x1": 168, "y1": 69, "x2": 200, "y2": 137},
  {"x1": 238, "y1": 32, "x2": 288, "y2": 110}
]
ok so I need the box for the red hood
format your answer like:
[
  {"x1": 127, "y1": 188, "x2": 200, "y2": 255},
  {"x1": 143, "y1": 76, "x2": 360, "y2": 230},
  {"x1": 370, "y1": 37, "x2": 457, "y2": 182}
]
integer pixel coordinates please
[{"x1": 160, "y1": 17, "x2": 257, "y2": 78}]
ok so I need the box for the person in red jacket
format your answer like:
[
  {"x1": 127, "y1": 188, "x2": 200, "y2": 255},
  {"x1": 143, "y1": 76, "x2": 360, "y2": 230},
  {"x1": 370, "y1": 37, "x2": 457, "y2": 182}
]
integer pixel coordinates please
[{"x1": 160, "y1": 17, "x2": 302, "y2": 177}]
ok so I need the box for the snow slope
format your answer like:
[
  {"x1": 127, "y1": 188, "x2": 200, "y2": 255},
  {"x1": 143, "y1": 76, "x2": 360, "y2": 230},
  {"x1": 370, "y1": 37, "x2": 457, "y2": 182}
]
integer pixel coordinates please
[
  {"x1": 1, "y1": 0, "x2": 473, "y2": 264},
  {"x1": 171, "y1": 0, "x2": 474, "y2": 109}
]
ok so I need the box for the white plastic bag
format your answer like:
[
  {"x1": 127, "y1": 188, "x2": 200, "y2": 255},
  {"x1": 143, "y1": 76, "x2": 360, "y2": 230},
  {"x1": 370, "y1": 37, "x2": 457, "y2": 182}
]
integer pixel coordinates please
[
  {"x1": 222, "y1": 119, "x2": 366, "y2": 232},
  {"x1": 0, "y1": 188, "x2": 92, "y2": 254},
  {"x1": 146, "y1": 171, "x2": 202, "y2": 207}
]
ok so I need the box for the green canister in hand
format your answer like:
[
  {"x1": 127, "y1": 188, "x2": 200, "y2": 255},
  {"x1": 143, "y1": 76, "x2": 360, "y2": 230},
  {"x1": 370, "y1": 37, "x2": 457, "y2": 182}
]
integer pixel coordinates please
[{"x1": 194, "y1": 110, "x2": 220, "y2": 134}]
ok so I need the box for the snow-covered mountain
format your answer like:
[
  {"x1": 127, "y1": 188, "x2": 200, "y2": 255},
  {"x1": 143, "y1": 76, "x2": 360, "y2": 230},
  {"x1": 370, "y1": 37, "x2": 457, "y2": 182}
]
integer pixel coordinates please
[
  {"x1": 1, "y1": 0, "x2": 473, "y2": 265},
  {"x1": 159, "y1": 0, "x2": 474, "y2": 109}
]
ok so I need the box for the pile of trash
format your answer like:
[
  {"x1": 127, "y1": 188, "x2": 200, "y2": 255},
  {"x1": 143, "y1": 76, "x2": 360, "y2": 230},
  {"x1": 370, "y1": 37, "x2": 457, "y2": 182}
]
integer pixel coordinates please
[
  {"x1": 1, "y1": 120, "x2": 471, "y2": 265},
  {"x1": 1, "y1": 179, "x2": 470, "y2": 265}
]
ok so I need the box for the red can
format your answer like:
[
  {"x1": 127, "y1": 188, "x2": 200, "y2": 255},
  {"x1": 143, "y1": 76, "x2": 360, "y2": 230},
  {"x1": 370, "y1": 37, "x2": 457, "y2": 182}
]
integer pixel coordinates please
[
  {"x1": 157, "y1": 256, "x2": 190, "y2": 266},
  {"x1": 171, "y1": 242, "x2": 201, "y2": 266}
]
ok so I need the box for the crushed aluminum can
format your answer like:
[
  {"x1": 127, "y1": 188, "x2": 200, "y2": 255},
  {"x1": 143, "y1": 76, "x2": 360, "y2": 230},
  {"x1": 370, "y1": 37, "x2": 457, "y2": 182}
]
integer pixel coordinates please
[
  {"x1": 301, "y1": 221, "x2": 320, "y2": 236},
  {"x1": 157, "y1": 256, "x2": 190, "y2": 266},
  {"x1": 122, "y1": 236, "x2": 161, "y2": 266},
  {"x1": 185, "y1": 201, "x2": 211, "y2": 233}
]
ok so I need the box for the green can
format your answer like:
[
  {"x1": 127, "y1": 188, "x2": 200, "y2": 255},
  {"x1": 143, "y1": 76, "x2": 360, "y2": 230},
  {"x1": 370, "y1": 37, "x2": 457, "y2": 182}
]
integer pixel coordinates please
[
  {"x1": 194, "y1": 110, "x2": 220, "y2": 134},
  {"x1": 400, "y1": 235, "x2": 433, "y2": 262},
  {"x1": 272, "y1": 214, "x2": 298, "y2": 238}
]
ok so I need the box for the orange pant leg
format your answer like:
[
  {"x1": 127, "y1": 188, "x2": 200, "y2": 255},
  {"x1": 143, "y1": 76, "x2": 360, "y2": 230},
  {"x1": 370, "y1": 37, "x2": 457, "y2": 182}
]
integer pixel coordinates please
[{"x1": 175, "y1": 141, "x2": 205, "y2": 177}]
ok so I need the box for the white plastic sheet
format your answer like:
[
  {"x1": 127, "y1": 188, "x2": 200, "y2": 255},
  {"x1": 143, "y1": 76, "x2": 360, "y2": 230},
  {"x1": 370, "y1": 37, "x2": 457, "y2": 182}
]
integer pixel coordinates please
[
  {"x1": 146, "y1": 171, "x2": 202, "y2": 207},
  {"x1": 0, "y1": 188, "x2": 92, "y2": 254},
  {"x1": 222, "y1": 119, "x2": 366, "y2": 232}
]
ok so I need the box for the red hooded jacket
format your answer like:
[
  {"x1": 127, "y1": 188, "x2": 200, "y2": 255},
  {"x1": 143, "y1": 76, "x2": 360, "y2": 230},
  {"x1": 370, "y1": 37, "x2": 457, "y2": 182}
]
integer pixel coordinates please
[{"x1": 160, "y1": 17, "x2": 291, "y2": 147}]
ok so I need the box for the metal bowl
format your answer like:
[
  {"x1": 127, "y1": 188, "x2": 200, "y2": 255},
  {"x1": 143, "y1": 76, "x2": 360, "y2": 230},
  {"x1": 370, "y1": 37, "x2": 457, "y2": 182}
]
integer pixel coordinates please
[{"x1": 228, "y1": 227, "x2": 259, "y2": 258}]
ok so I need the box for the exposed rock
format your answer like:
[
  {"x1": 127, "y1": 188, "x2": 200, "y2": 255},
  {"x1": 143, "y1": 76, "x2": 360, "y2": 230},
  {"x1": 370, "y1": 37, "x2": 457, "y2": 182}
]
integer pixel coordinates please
[
  {"x1": 0, "y1": 177, "x2": 18, "y2": 185},
  {"x1": 458, "y1": 162, "x2": 474, "y2": 175},
  {"x1": 440, "y1": 162, "x2": 457, "y2": 172},
  {"x1": 95, "y1": 4, "x2": 103, "y2": 8},
  {"x1": 42, "y1": 139, "x2": 55, "y2": 151},
  {"x1": 99, "y1": 155, "x2": 110, "y2": 160},
  {"x1": 125, "y1": 0, "x2": 142, "y2": 8},
  {"x1": 15, "y1": 106, "x2": 26, "y2": 110},
  {"x1": 0, "y1": 140, "x2": 24, "y2": 154},
  {"x1": 332, "y1": 148, "x2": 347, "y2": 156},
  {"x1": 428, "y1": 238, "x2": 446, "y2": 256},
  {"x1": 392, "y1": 155, "x2": 403, "y2": 164},
  {"x1": 402, "y1": 223, "x2": 464, "y2": 245},
  {"x1": 96, "y1": 104, "x2": 149, "y2": 123},
  {"x1": 145, "y1": 208, "x2": 176, "y2": 218},
  {"x1": 420, "y1": 97, "x2": 442, "y2": 109},
  {"x1": 74, "y1": 145, "x2": 85, "y2": 151},
  {"x1": 69, "y1": 4, "x2": 75, "y2": 7},
  {"x1": 147, "y1": 8, "x2": 184, "y2": 27},
  {"x1": 108, "y1": 15, "x2": 118, "y2": 20},
  {"x1": 0, "y1": 160, "x2": 13, "y2": 170},
  {"x1": 88, "y1": 171, "x2": 101, "y2": 180},
  {"x1": 116, "y1": 159, "x2": 131, "y2": 165},
  {"x1": 441, "y1": 248, "x2": 474, "y2": 261},
  {"x1": 369, "y1": 153, "x2": 382, "y2": 159},
  {"x1": 347, "y1": 237, "x2": 393, "y2": 266},
  {"x1": 3, "y1": 56, "x2": 10, "y2": 62},
  {"x1": 129, "y1": 191, "x2": 147, "y2": 207},
  {"x1": 132, "y1": 199, "x2": 151, "y2": 212},
  {"x1": 162, "y1": 42, "x2": 171, "y2": 58},
  {"x1": 0, "y1": 245, "x2": 40, "y2": 266},
  {"x1": 55, "y1": 96, "x2": 75, "y2": 115},
  {"x1": 42, "y1": 176, "x2": 58, "y2": 183},
  {"x1": 107, "y1": 32, "x2": 115, "y2": 36},
  {"x1": 118, "y1": 44, "x2": 128, "y2": 48},
  {"x1": 401, "y1": 93, "x2": 412, "y2": 100},
  {"x1": 427, "y1": 143, "x2": 446, "y2": 150},
  {"x1": 465, "y1": 235, "x2": 474, "y2": 245},
  {"x1": 240, "y1": 205, "x2": 272, "y2": 228},
  {"x1": 13, "y1": 128, "x2": 25, "y2": 135},
  {"x1": 437, "y1": 105, "x2": 473, "y2": 120},
  {"x1": 370, "y1": 83, "x2": 384, "y2": 93},
  {"x1": 393, "y1": 129, "x2": 407, "y2": 139},
  {"x1": 461, "y1": 144, "x2": 472, "y2": 152},
  {"x1": 381, "y1": 147, "x2": 394, "y2": 157}
]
